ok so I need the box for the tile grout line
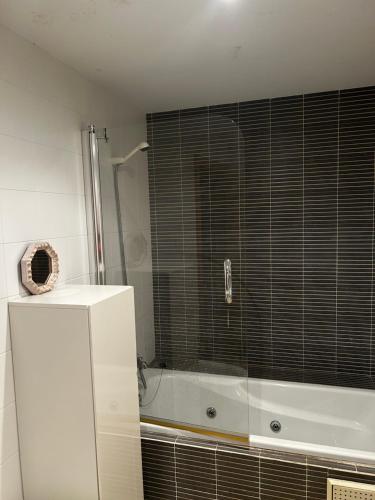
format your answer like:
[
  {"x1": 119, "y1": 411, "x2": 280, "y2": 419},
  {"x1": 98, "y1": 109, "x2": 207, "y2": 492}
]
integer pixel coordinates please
[
  {"x1": 302, "y1": 93, "x2": 305, "y2": 372},
  {"x1": 178, "y1": 110, "x2": 187, "y2": 355},
  {"x1": 370, "y1": 151, "x2": 375, "y2": 378},
  {"x1": 269, "y1": 98, "x2": 273, "y2": 369},
  {"x1": 237, "y1": 102, "x2": 244, "y2": 365},
  {"x1": 335, "y1": 90, "x2": 340, "y2": 374},
  {"x1": 0, "y1": 129, "x2": 83, "y2": 156},
  {"x1": 150, "y1": 115, "x2": 162, "y2": 359},
  {"x1": 0, "y1": 186, "x2": 85, "y2": 196},
  {"x1": 214, "y1": 443, "x2": 218, "y2": 500},
  {"x1": 207, "y1": 106, "x2": 215, "y2": 358},
  {"x1": 2, "y1": 233, "x2": 89, "y2": 245},
  {"x1": 173, "y1": 436, "x2": 178, "y2": 500}
]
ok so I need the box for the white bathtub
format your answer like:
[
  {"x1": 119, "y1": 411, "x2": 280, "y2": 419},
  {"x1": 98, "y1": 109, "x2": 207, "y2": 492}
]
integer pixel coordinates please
[{"x1": 140, "y1": 368, "x2": 375, "y2": 464}]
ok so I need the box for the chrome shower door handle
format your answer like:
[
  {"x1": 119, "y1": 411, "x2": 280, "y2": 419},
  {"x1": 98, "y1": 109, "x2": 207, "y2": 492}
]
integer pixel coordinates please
[{"x1": 224, "y1": 258, "x2": 232, "y2": 304}]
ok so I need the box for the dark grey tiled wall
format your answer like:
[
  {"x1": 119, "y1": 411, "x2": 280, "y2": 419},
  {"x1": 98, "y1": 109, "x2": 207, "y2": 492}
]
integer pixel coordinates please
[
  {"x1": 141, "y1": 435, "x2": 375, "y2": 500},
  {"x1": 147, "y1": 86, "x2": 375, "y2": 388}
]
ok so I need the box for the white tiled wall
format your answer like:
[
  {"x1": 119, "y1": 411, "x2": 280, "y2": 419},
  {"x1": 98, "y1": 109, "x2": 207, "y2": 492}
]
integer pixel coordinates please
[{"x1": 0, "y1": 24, "x2": 144, "y2": 499}]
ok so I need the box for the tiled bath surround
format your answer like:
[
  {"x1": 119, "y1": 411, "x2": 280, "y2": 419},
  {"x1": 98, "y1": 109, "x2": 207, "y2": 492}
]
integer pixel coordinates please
[
  {"x1": 0, "y1": 25, "x2": 144, "y2": 499},
  {"x1": 141, "y1": 429, "x2": 375, "y2": 500},
  {"x1": 147, "y1": 86, "x2": 375, "y2": 389}
]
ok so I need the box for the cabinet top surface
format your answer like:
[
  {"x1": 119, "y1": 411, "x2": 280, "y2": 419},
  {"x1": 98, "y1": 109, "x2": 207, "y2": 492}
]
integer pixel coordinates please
[{"x1": 9, "y1": 285, "x2": 133, "y2": 308}]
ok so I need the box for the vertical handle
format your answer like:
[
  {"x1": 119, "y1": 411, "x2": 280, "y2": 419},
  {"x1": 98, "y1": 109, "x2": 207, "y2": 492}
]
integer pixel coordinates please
[{"x1": 224, "y1": 258, "x2": 232, "y2": 304}]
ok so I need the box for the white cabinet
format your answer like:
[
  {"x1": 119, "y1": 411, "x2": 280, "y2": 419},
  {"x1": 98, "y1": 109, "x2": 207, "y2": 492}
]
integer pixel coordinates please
[{"x1": 9, "y1": 285, "x2": 144, "y2": 500}]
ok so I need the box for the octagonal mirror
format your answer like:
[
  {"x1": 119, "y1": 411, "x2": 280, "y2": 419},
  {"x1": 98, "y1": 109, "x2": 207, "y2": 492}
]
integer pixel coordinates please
[{"x1": 21, "y1": 242, "x2": 59, "y2": 295}]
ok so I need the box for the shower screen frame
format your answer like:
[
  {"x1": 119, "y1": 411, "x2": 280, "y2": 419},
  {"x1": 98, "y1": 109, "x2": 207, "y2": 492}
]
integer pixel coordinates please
[
  {"x1": 82, "y1": 124, "x2": 128, "y2": 286},
  {"x1": 82, "y1": 124, "x2": 106, "y2": 285}
]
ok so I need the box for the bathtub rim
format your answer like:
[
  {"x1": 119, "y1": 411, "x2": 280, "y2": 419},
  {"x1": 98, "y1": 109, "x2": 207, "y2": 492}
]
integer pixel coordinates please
[
  {"x1": 141, "y1": 419, "x2": 375, "y2": 467},
  {"x1": 250, "y1": 434, "x2": 375, "y2": 465},
  {"x1": 141, "y1": 421, "x2": 375, "y2": 473},
  {"x1": 141, "y1": 416, "x2": 248, "y2": 443}
]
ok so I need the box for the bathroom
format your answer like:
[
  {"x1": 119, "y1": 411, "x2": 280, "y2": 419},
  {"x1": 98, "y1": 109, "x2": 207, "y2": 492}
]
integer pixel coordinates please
[{"x1": 0, "y1": 0, "x2": 375, "y2": 498}]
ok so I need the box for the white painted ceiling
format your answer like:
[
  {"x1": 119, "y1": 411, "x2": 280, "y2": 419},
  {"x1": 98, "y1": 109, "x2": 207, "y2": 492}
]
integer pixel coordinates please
[{"x1": 1, "y1": 0, "x2": 375, "y2": 112}]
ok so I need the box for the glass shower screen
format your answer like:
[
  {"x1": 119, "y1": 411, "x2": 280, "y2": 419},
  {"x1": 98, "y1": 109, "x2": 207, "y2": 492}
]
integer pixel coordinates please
[{"x1": 83, "y1": 122, "x2": 250, "y2": 441}]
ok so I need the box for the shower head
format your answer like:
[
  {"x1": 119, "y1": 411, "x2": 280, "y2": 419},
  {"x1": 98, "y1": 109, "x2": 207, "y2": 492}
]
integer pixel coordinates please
[
  {"x1": 138, "y1": 141, "x2": 150, "y2": 152},
  {"x1": 112, "y1": 141, "x2": 150, "y2": 166}
]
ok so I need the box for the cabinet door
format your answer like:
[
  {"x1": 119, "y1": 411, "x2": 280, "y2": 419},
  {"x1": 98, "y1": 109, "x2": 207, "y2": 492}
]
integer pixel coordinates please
[{"x1": 10, "y1": 305, "x2": 98, "y2": 500}]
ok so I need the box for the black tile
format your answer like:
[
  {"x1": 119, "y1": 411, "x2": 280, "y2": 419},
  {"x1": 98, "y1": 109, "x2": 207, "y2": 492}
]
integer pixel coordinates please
[
  {"x1": 217, "y1": 448, "x2": 259, "y2": 499},
  {"x1": 141, "y1": 439, "x2": 177, "y2": 500},
  {"x1": 306, "y1": 456, "x2": 356, "y2": 472},
  {"x1": 176, "y1": 435, "x2": 218, "y2": 449},
  {"x1": 307, "y1": 466, "x2": 327, "y2": 500},
  {"x1": 260, "y1": 448, "x2": 306, "y2": 465},
  {"x1": 176, "y1": 443, "x2": 216, "y2": 499},
  {"x1": 356, "y1": 463, "x2": 375, "y2": 475},
  {"x1": 327, "y1": 469, "x2": 375, "y2": 486},
  {"x1": 260, "y1": 458, "x2": 306, "y2": 500}
]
